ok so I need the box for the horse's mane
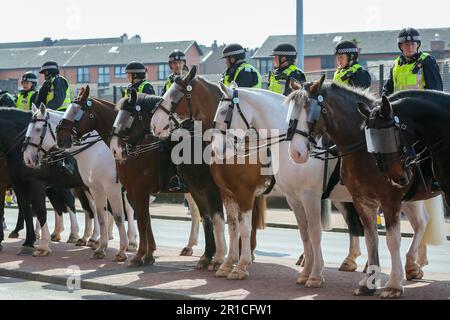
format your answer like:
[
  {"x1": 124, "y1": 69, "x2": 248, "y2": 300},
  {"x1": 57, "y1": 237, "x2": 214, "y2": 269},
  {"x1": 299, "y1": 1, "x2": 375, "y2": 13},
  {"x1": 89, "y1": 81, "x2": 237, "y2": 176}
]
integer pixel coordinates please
[
  {"x1": 196, "y1": 76, "x2": 223, "y2": 99},
  {"x1": 115, "y1": 93, "x2": 162, "y2": 113},
  {"x1": 286, "y1": 80, "x2": 378, "y2": 109}
]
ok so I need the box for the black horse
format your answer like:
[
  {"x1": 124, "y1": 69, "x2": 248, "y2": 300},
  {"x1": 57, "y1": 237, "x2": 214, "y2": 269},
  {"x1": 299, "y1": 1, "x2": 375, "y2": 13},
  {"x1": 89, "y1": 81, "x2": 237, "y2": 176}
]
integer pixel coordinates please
[
  {"x1": 0, "y1": 107, "x2": 91, "y2": 255},
  {"x1": 359, "y1": 91, "x2": 450, "y2": 207}
]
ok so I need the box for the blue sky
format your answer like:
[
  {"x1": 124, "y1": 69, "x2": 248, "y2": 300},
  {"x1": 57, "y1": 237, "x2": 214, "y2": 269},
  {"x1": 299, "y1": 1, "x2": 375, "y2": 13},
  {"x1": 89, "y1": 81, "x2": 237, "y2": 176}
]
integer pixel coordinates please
[{"x1": 2, "y1": 0, "x2": 449, "y2": 47}]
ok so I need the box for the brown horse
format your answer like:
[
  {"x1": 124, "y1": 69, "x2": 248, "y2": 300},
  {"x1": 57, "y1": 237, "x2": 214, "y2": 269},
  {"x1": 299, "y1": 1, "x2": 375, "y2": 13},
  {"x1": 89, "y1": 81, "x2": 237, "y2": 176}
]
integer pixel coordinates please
[
  {"x1": 287, "y1": 76, "x2": 445, "y2": 298},
  {"x1": 151, "y1": 66, "x2": 270, "y2": 280},
  {"x1": 56, "y1": 86, "x2": 224, "y2": 269}
]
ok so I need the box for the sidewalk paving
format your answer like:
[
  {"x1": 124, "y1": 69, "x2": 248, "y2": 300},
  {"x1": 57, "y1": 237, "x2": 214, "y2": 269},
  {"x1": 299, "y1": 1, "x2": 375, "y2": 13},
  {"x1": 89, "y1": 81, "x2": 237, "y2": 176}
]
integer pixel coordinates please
[{"x1": 0, "y1": 237, "x2": 449, "y2": 300}]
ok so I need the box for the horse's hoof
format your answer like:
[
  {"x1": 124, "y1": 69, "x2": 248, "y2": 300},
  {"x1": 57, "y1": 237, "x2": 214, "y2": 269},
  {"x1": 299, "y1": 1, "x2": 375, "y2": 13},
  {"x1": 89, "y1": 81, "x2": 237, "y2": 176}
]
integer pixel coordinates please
[
  {"x1": 113, "y1": 253, "x2": 127, "y2": 263},
  {"x1": 50, "y1": 234, "x2": 61, "y2": 242},
  {"x1": 32, "y1": 249, "x2": 51, "y2": 257},
  {"x1": 251, "y1": 253, "x2": 256, "y2": 263},
  {"x1": 227, "y1": 268, "x2": 249, "y2": 280},
  {"x1": 89, "y1": 240, "x2": 100, "y2": 250},
  {"x1": 91, "y1": 250, "x2": 106, "y2": 260},
  {"x1": 406, "y1": 267, "x2": 424, "y2": 281},
  {"x1": 142, "y1": 255, "x2": 155, "y2": 266},
  {"x1": 339, "y1": 259, "x2": 357, "y2": 272},
  {"x1": 76, "y1": 239, "x2": 87, "y2": 247},
  {"x1": 17, "y1": 246, "x2": 34, "y2": 256},
  {"x1": 127, "y1": 256, "x2": 143, "y2": 268},
  {"x1": 353, "y1": 286, "x2": 377, "y2": 296},
  {"x1": 296, "y1": 275, "x2": 309, "y2": 285},
  {"x1": 126, "y1": 243, "x2": 138, "y2": 253},
  {"x1": 208, "y1": 261, "x2": 223, "y2": 272},
  {"x1": 380, "y1": 287, "x2": 404, "y2": 299},
  {"x1": 215, "y1": 265, "x2": 233, "y2": 278},
  {"x1": 196, "y1": 258, "x2": 211, "y2": 270},
  {"x1": 296, "y1": 253, "x2": 305, "y2": 266},
  {"x1": 67, "y1": 234, "x2": 79, "y2": 244},
  {"x1": 180, "y1": 247, "x2": 194, "y2": 256},
  {"x1": 305, "y1": 277, "x2": 324, "y2": 288},
  {"x1": 8, "y1": 231, "x2": 20, "y2": 239}
]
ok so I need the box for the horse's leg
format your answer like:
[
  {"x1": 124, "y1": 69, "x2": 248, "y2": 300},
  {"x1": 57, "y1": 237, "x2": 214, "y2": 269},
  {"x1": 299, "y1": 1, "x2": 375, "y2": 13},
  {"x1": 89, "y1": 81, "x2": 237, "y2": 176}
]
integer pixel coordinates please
[
  {"x1": 302, "y1": 193, "x2": 325, "y2": 287},
  {"x1": 105, "y1": 184, "x2": 128, "y2": 262},
  {"x1": 10, "y1": 201, "x2": 25, "y2": 238},
  {"x1": 34, "y1": 219, "x2": 41, "y2": 240},
  {"x1": 379, "y1": 204, "x2": 404, "y2": 299},
  {"x1": 334, "y1": 202, "x2": 361, "y2": 272},
  {"x1": 31, "y1": 184, "x2": 51, "y2": 257},
  {"x1": 122, "y1": 191, "x2": 138, "y2": 252},
  {"x1": 51, "y1": 211, "x2": 63, "y2": 242},
  {"x1": 210, "y1": 212, "x2": 227, "y2": 271},
  {"x1": 228, "y1": 209, "x2": 252, "y2": 280},
  {"x1": 216, "y1": 198, "x2": 240, "y2": 278},
  {"x1": 286, "y1": 196, "x2": 313, "y2": 285},
  {"x1": 107, "y1": 208, "x2": 114, "y2": 241},
  {"x1": 180, "y1": 193, "x2": 200, "y2": 256},
  {"x1": 196, "y1": 215, "x2": 215, "y2": 270},
  {"x1": 352, "y1": 199, "x2": 380, "y2": 297},
  {"x1": 14, "y1": 188, "x2": 35, "y2": 255},
  {"x1": 89, "y1": 189, "x2": 108, "y2": 259},
  {"x1": 401, "y1": 201, "x2": 427, "y2": 281},
  {"x1": 128, "y1": 189, "x2": 155, "y2": 267},
  {"x1": 87, "y1": 193, "x2": 100, "y2": 248},
  {"x1": 65, "y1": 189, "x2": 80, "y2": 244}
]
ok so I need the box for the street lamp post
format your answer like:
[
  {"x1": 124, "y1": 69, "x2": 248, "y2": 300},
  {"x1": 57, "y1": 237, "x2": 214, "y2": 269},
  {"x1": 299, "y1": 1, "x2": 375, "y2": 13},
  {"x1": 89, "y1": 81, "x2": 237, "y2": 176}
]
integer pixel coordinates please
[{"x1": 296, "y1": 0, "x2": 304, "y2": 70}]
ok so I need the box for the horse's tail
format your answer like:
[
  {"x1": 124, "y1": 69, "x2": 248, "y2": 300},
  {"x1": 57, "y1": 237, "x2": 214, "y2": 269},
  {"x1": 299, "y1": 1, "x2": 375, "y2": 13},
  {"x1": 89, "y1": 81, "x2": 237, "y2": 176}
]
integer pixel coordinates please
[
  {"x1": 252, "y1": 195, "x2": 267, "y2": 230},
  {"x1": 343, "y1": 202, "x2": 365, "y2": 237},
  {"x1": 423, "y1": 195, "x2": 447, "y2": 246},
  {"x1": 321, "y1": 199, "x2": 332, "y2": 231}
]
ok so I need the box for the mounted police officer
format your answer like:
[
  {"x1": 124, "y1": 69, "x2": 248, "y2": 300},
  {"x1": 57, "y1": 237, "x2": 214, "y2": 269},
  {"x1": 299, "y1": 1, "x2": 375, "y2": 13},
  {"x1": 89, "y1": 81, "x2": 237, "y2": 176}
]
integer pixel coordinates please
[
  {"x1": 221, "y1": 43, "x2": 262, "y2": 88},
  {"x1": 161, "y1": 50, "x2": 189, "y2": 96},
  {"x1": 269, "y1": 43, "x2": 306, "y2": 96},
  {"x1": 0, "y1": 89, "x2": 16, "y2": 107},
  {"x1": 36, "y1": 61, "x2": 71, "y2": 111},
  {"x1": 383, "y1": 27, "x2": 443, "y2": 95},
  {"x1": 16, "y1": 72, "x2": 38, "y2": 111},
  {"x1": 333, "y1": 40, "x2": 371, "y2": 89},
  {"x1": 124, "y1": 61, "x2": 155, "y2": 97}
]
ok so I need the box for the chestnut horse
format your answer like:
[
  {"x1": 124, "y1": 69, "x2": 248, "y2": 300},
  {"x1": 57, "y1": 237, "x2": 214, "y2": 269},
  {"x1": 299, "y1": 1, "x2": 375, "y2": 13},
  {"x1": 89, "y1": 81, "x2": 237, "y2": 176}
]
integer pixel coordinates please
[
  {"x1": 287, "y1": 76, "x2": 445, "y2": 298},
  {"x1": 151, "y1": 66, "x2": 270, "y2": 280},
  {"x1": 56, "y1": 86, "x2": 223, "y2": 269}
]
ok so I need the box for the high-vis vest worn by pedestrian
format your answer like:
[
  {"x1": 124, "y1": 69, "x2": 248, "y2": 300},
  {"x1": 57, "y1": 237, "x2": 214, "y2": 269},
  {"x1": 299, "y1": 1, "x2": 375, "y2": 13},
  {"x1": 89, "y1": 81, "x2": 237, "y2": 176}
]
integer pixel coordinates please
[
  {"x1": 392, "y1": 52, "x2": 430, "y2": 92},
  {"x1": 46, "y1": 76, "x2": 71, "y2": 111},
  {"x1": 269, "y1": 65, "x2": 303, "y2": 94},
  {"x1": 333, "y1": 63, "x2": 363, "y2": 86},
  {"x1": 16, "y1": 91, "x2": 36, "y2": 111},
  {"x1": 223, "y1": 63, "x2": 262, "y2": 88}
]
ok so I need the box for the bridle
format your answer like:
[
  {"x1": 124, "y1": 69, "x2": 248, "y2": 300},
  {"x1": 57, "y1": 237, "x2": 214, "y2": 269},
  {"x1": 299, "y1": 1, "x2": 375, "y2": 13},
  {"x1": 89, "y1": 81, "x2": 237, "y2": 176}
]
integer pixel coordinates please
[
  {"x1": 56, "y1": 98, "x2": 96, "y2": 142},
  {"x1": 23, "y1": 111, "x2": 56, "y2": 156},
  {"x1": 213, "y1": 89, "x2": 251, "y2": 134},
  {"x1": 153, "y1": 78, "x2": 195, "y2": 132}
]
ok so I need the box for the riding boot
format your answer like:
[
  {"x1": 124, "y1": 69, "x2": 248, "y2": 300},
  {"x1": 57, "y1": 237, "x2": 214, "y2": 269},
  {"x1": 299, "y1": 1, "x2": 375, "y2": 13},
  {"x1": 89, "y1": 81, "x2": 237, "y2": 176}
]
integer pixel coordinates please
[
  {"x1": 431, "y1": 179, "x2": 441, "y2": 192},
  {"x1": 169, "y1": 175, "x2": 185, "y2": 192}
]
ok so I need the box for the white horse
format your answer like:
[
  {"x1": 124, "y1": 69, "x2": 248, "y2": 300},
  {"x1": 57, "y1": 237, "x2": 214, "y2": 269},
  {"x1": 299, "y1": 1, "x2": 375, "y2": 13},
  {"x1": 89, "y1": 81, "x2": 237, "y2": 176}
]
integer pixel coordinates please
[
  {"x1": 23, "y1": 104, "x2": 137, "y2": 261},
  {"x1": 209, "y1": 83, "x2": 439, "y2": 287},
  {"x1": 286, "y1": 79, "x2": 446, "y2": 297}
]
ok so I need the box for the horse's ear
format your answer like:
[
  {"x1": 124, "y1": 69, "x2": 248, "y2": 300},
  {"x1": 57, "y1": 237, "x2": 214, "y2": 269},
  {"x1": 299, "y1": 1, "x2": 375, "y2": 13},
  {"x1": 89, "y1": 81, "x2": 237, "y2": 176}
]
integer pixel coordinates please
[
  {"x1": 357, "y1": 102, "x2": 371, "y2": 120},
  {"x1": 219, "y1": 82, "x2": 231, "y2": 98},
  {"x1": 81, "y1": 85, "x2": 90, "y2": 101},
  {"x1": 31, "y1": 103, "x2": 38, "y2": 114},
  {"x1": 310, "y1": 74, "x2": 326, "y2": 95},
  {"x1": 130, "y1": 88, "x2": 138, "y2": 105},
  {"x1": 380, "y1": 95, "x2": 393, "y2": 118},
  {"x1": 290, "y1": 79, "x2": 303, "y2": 91},
  {"x1": 186, "y1": 65, "x2": 197, "y2": 82},
  {"x1": 39, "y1": 103, "x2": 46, "y2": 115}
]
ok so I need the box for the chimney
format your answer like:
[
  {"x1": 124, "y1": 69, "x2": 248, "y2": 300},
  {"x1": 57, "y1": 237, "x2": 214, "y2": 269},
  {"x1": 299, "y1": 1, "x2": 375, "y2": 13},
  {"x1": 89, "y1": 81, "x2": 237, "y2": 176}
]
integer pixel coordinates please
[{"x1": 431, "y1": 33, "x2": 445, "y2": 52}]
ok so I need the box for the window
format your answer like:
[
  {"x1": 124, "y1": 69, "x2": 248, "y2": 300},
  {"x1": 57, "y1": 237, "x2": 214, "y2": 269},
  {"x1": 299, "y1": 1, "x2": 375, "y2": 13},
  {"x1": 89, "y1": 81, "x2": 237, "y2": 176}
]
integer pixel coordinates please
[
  {"x1": 114, "y1": 66, "x2": 126, "y2": 79},
  {"x1": 98, "y1": 66, "x2": 110, "y2": 86},
  {"x1": 77, "y1": 67, "x2": 89, "y2": 83},
  {"x1": 259, "y1": 59, "x2": 273, "y2": 75},
  {"x1": 158, "y1": 64, "x2": 170, "y2": 80}
]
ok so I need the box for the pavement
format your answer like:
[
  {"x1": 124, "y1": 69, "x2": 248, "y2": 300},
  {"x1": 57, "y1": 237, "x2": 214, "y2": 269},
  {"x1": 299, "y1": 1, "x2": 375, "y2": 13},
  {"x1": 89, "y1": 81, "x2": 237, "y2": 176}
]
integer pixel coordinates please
[{"x1": 0, "y1": 202, "x2": 449, "y2": 300}]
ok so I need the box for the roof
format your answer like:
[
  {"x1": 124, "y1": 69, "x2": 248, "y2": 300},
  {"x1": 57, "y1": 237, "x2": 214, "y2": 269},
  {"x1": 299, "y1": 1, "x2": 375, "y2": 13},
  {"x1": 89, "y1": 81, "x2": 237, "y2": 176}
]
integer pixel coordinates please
[
  {"x1": 253, "y1": 27, "x2": 450, "y2": 58},
  {"x1": 0, "y1": 41, "x2": 202, "y2": 69}
]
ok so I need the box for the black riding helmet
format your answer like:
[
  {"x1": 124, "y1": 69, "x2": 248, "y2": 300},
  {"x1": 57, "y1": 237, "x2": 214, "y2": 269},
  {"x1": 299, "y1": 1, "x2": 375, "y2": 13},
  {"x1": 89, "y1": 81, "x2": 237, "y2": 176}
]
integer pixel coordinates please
[
  {"x1": 271, "y1": 43, "x2": 297, "y2": 66},
  {"x1": 22, "y1": 72, "x2": 38, "y2": 87},
  {"x1": 397, "y1": 27, "x2": 421, "y2": 51},
  {"x1": 221, "y1": 43, "x2": 247, "y2": 61},
  {"x1": 334, "y1": 40, "x2": 359, "y2": 62},
  {"x1": 126, "y1": 61, "x2": 147, "y2": 80},
  {"x1": 39, "y1": 61, "x2": 60, "y2": 78},
  {"x1": 169, "y1": 50, "x2": 187, "y2": 63}
]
